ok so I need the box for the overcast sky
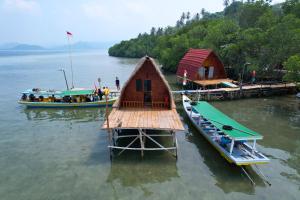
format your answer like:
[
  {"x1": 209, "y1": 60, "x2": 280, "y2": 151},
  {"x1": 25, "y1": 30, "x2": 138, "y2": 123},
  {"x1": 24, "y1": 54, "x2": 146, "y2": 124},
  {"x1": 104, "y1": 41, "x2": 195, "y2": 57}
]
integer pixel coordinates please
[{"x1": 0, "y1": 0, "x2": 285, "y2": 46}]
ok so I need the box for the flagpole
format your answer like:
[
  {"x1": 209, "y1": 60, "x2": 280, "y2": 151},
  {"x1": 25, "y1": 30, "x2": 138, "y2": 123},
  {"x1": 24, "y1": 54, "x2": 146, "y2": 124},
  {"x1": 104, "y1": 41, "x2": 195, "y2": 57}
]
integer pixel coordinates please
[{"x1": 67, "y1": 33, "x2": 74, "y2": 89}]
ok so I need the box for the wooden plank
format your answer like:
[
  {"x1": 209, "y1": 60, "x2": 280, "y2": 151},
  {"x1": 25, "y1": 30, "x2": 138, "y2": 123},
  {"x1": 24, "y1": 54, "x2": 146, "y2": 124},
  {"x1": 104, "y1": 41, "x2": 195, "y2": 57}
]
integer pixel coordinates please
[{"x1": 103, "y1": 107, "x2": 184, "y2": 130}]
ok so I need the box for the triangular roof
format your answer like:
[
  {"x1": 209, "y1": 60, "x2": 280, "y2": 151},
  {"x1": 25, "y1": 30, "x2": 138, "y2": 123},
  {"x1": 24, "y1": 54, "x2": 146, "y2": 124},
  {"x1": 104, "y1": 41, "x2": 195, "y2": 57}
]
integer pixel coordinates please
[
  {"x1": 179, "y1": 49, "x2": 213, "y2": 68},
  {"x1": 115, "y1": 56, "x2": 175, "y2": 109},
  {"x1": 176, "y1": 48, "x2": 225, "y2": 81}
]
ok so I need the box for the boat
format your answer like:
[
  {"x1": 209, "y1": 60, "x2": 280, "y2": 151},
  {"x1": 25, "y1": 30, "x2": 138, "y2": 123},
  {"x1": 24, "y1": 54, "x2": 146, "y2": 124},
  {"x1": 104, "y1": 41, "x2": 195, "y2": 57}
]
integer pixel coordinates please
[
  {"x1": 18, "y1": 88, "x2": 118, "y2": 108},
  {"x1": 182, "y1": 94, "x2": 269, "y2": 166},
  {"x1": 182, "y1": 94, "x2": 271, "y2": 185}
]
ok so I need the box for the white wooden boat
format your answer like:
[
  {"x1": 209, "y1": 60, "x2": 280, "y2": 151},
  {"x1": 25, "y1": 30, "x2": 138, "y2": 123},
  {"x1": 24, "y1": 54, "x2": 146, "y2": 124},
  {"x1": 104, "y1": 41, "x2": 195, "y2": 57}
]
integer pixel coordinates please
[{"x1": 182, "y1": 95, "x2": 269, "y2": 166}]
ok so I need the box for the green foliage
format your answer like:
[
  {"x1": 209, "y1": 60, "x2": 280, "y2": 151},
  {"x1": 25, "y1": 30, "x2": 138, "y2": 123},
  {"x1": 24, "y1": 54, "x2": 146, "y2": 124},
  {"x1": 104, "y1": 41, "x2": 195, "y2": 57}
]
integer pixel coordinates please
[
  {"x1": 282, "y1": 0, "x2": 300, "y2": 18},
  {"x1": 283, "y1": 55, "x2": 300, "y2": 82},
  {"x1": 108, "y1": 0, "x2": 300, "y2": 79}
]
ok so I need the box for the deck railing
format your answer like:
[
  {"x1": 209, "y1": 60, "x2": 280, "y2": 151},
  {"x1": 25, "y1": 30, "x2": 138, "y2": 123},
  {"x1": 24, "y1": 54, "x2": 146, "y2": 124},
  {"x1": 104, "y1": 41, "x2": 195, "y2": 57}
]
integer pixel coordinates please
[{"x1": 121, "y1": 101, "x2": 169, "y2": 109}]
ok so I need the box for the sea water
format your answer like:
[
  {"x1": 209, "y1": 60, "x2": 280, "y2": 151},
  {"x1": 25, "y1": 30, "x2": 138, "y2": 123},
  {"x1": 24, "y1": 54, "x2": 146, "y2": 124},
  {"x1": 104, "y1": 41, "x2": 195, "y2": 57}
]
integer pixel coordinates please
[{"x1": 0, "y1": 50, "x2": 299, "y2": 200}]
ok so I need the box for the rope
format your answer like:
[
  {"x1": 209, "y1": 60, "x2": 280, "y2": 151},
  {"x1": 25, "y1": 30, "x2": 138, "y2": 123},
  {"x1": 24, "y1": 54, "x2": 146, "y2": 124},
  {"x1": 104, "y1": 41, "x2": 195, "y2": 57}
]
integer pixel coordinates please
[{"x1": 203, "y1": 117, "x2": 258, "y2": 137}]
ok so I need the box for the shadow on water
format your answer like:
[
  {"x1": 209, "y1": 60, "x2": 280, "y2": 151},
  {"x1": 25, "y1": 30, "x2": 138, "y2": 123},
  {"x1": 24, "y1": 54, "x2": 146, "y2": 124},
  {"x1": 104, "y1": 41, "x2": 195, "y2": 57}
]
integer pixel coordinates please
[
  {"x1": 177, "y1": 104, "x2": 266, "y2": 194},
  {"x1": 20, "y1": 107, "x2": 107, "y2": 123}
]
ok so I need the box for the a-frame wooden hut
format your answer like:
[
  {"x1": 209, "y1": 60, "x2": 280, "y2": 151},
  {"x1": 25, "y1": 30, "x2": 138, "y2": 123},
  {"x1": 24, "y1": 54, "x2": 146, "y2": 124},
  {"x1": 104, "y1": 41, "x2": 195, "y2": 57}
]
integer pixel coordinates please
[
  {"x1": 103, "y1": 56, "x2": 184, "y2": 158},
  {"x1": 176, "y1": 49, "x2": 232, "y2": 87}
]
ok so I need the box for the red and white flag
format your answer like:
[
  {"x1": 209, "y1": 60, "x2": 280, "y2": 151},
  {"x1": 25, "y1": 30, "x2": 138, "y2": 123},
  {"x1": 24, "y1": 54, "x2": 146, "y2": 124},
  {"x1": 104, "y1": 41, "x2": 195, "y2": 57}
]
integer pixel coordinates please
[{"x1": 66, "y1": 31, "x2": 73, "y2": 37}]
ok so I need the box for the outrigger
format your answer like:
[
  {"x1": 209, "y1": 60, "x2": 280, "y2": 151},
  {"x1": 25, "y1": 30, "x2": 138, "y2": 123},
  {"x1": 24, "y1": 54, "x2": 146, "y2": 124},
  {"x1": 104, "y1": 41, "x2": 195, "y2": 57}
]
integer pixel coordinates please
[{"x1": 182, "y1": 94, "x2": 270, "y2": 185}]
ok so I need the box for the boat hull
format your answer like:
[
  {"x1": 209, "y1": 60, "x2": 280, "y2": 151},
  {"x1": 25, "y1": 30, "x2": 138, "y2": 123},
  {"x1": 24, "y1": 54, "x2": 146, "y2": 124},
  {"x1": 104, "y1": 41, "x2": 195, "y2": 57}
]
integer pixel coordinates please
[
  {"x1": 18, "y1": 98, "x2": 117, "y2": 108},
  {"x1": 182, "y1": 95, "x2": 269, "y2": 166}
]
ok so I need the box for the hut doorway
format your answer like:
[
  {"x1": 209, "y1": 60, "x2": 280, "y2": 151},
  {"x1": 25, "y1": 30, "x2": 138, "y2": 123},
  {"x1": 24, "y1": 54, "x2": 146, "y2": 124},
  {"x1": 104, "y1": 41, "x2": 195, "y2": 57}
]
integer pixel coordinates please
[{"x1": 144, "y1": 80, "x2": 152, "y2": 106}]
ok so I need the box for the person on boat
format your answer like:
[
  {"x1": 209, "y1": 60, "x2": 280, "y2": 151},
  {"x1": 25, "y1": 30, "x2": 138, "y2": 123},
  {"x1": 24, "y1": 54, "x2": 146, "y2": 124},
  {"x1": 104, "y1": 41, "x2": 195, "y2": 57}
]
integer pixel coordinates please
[
  {"x1": 51, "y1": 95, "x2": 56, "y2": 102},
  {"x1": 63, "y1": 95, "x2": 71, "y2": 103},
  {"x1": 103, "y1": 87, "x2": 110, "y2": 99},
  {"x1": 29, "y1": 94, "x2": 35, "y2": 102},
  {"x1": 115, "y1": 77, "x2": 120, "y2": 90},
  {"x1": 98, "y1": 87, "x2": 103, "y2": 100},
  {"x1": 21, "y1": 94, "x2": 27, "y2": 101},
  {"x1": 85, "y1": 95, "x2": 91, "y2": 102},
  {"x1": 39, "y1": 96, "x2": 44, "y2": 102}
]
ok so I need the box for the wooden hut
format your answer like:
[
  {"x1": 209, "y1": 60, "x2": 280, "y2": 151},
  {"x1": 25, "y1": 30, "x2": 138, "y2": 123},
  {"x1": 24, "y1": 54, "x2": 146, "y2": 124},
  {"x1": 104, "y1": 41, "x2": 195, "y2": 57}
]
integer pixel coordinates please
[
  {"x1": 103, "y1": 56, "x2": 184, "y2": 158},
  {"x1": 176, "y1": 49, "x2": 233, "y2": 87}
]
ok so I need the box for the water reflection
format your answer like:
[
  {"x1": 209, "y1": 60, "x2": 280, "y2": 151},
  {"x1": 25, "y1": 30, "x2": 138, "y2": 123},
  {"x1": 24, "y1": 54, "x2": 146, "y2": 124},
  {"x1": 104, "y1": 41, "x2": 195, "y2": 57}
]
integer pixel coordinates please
[{"x1": 21, "y1": 107, "x2": 107, "y2": 122}]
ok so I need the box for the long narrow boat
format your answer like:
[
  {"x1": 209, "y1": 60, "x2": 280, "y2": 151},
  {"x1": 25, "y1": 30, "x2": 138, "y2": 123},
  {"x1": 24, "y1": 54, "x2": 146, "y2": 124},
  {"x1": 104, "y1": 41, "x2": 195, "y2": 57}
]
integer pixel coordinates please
[
  {"x1": 182, "y1": 94, "x2": 269, "y2": 166},
  {"x1": 19, "y1": 88, "x2": 118, "y2": 108}
]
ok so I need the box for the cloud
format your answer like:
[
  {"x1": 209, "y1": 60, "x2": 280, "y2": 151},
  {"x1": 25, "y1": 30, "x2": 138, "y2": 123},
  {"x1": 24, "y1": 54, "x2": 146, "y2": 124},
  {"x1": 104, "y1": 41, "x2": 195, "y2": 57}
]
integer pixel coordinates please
[
  {"x1": 81, "y1": 1, "x2": 109, "y2": 19},
  {"x1": 81, "y1": 0, "x2": 149, "y2": 20},
  {"x1": 3, "y1": 0, "x2": 41, "y2": 14}
]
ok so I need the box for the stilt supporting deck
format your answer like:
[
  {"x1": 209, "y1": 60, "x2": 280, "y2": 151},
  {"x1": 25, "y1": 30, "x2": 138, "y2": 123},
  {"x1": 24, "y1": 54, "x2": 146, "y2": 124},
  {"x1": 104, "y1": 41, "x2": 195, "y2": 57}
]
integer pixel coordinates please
[{"x1": 108, "y1": 128, "x2": 178, "y2": 159}]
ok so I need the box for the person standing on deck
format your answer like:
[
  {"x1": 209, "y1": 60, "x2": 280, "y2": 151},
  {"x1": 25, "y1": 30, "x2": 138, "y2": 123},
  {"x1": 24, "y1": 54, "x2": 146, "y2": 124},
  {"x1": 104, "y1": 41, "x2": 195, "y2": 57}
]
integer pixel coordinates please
[
  {"x1": 98, "y1": 87, "x2": 103, "y2": 100},
  {"x1": 251, "y1": 70, "x2": 256, "y2": 84},
  {"x1": 183, "y1": 70, "x2": 187, "y2": 90},
  {"x1": 115, "y1": 77, "x2": 120, "y2": 90}
]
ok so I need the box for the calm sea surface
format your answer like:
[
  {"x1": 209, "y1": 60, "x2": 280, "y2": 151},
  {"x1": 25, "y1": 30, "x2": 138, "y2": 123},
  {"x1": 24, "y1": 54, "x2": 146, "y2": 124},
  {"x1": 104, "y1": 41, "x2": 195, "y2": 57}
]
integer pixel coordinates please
[{"x1": 0, "y1": 50, "x2": 299, "y2": 200}]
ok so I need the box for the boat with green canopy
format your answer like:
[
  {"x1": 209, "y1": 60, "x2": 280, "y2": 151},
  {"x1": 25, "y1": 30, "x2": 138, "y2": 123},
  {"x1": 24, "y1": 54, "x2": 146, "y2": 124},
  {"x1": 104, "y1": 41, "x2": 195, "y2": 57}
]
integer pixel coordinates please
[
  {"x1": 19, "y1": 88, "x2": 118, "y2": 108},
  {"x1": 182, "y1": 94, "x2": 269, "y2": 166}
]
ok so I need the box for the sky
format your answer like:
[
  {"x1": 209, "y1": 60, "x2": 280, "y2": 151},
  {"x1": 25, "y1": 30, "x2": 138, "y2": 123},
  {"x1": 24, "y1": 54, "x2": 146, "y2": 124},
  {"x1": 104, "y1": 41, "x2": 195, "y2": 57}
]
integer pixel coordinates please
[{"x1": 0, "y1": 0, "x2": 285, "y2": 46}]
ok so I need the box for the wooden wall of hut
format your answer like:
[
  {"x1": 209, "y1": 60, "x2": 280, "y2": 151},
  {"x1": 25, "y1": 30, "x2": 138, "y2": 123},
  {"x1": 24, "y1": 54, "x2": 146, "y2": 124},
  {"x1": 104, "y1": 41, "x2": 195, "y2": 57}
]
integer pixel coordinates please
[
  {"x1": 201, "y1": 53, "x2": 227, "y2": 80},
  {"x1": 120, "y1": 58, "x2": 171, "y2": 108}
]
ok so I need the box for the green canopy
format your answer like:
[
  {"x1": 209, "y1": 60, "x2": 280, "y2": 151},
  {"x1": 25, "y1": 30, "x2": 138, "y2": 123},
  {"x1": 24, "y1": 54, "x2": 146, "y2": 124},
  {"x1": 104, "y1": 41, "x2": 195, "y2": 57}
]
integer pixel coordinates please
[
  {"x1": 193, "y1": 101, "x2": 262, "y2": 140},
  {"x1": 61, "y1": 89, "x2": 95, "y2": 96}
]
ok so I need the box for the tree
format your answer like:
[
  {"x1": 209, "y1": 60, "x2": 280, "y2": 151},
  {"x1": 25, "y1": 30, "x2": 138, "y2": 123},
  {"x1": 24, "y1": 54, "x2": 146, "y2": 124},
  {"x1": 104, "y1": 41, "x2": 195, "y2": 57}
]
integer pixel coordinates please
[
  {"x1": 238, "y1": 1, "x2": 270, "y2": 28},
  {"x1": 224, "y1": 0, "x2": 230, "y2": 7},
  {"x1": 186, "y1": 12, "x2": 191, "y2": 21},
  {"x1": 150, "y1": 27, "x2": 156, "y2": 36},
  {"x1": 108, "y1": 1, "x2": 300, "y2": 79},
  {"x1": 283, "y1": 55, "x2": 300, "y2": 82},
  {"x1": 282, "y1": 0, "x2": 300, "y2": 18},
  {"x1": 194, "y1": 13, "x2": 200, "y2": 21}
]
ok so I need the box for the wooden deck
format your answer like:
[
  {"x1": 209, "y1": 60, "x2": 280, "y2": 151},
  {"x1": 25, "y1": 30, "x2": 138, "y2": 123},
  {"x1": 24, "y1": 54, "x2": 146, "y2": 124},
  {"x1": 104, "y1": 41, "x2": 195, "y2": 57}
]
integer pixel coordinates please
[{"x1": 102, "y1": 108, "x2": 184, "y2": 131}]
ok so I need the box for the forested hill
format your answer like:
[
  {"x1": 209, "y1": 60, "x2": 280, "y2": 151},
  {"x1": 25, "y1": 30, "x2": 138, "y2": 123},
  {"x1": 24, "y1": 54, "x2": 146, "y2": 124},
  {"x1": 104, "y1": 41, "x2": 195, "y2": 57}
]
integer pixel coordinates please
[{"x1": 108, "y1": 0, "x2": 300, "y2": 79}]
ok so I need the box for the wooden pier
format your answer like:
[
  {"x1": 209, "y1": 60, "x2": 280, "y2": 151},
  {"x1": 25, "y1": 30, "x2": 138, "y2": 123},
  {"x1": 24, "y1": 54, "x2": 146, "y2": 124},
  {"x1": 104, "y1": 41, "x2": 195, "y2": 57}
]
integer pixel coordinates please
[{"x1": 172, "y1": 83, "x2": 297, "y2": 101}]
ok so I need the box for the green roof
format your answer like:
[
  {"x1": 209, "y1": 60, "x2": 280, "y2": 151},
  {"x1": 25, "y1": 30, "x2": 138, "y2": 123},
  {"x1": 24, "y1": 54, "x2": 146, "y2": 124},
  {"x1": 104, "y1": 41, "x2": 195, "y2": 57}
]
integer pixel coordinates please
[
  {"x1": 193, "y1": 101, "x2": 262, "y2": 140},
  {"x1": 61, "y1": 89, "x2": 95, "y2": 96}
]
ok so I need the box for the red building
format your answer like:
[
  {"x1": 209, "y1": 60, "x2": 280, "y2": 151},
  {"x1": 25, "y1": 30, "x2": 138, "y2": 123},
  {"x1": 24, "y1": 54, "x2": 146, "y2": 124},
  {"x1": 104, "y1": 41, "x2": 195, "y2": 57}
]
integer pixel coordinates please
[{"x1": 176, "y1": 49, "x2": 230, "y2": 87}]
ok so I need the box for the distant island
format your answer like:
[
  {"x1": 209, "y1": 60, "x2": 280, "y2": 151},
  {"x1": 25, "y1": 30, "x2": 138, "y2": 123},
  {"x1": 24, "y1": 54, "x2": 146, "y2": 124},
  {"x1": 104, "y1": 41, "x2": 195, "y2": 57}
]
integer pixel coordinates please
[
  {"x1": 0, "y1": 41, "x2": 114, "y2": 51},
  {"x1": 108, "y1": 0, "x2": 300, "y2": 84},
  {"x1": 10, "y1": 44, "x2": 45, "y2": 50}
]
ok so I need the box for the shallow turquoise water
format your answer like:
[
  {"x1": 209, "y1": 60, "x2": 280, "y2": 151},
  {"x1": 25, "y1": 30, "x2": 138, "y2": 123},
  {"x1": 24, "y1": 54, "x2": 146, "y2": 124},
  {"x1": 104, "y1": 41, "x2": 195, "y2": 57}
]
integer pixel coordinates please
[{"x1": 0, "y1": 50, "x2": 299, "y2": 200}]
